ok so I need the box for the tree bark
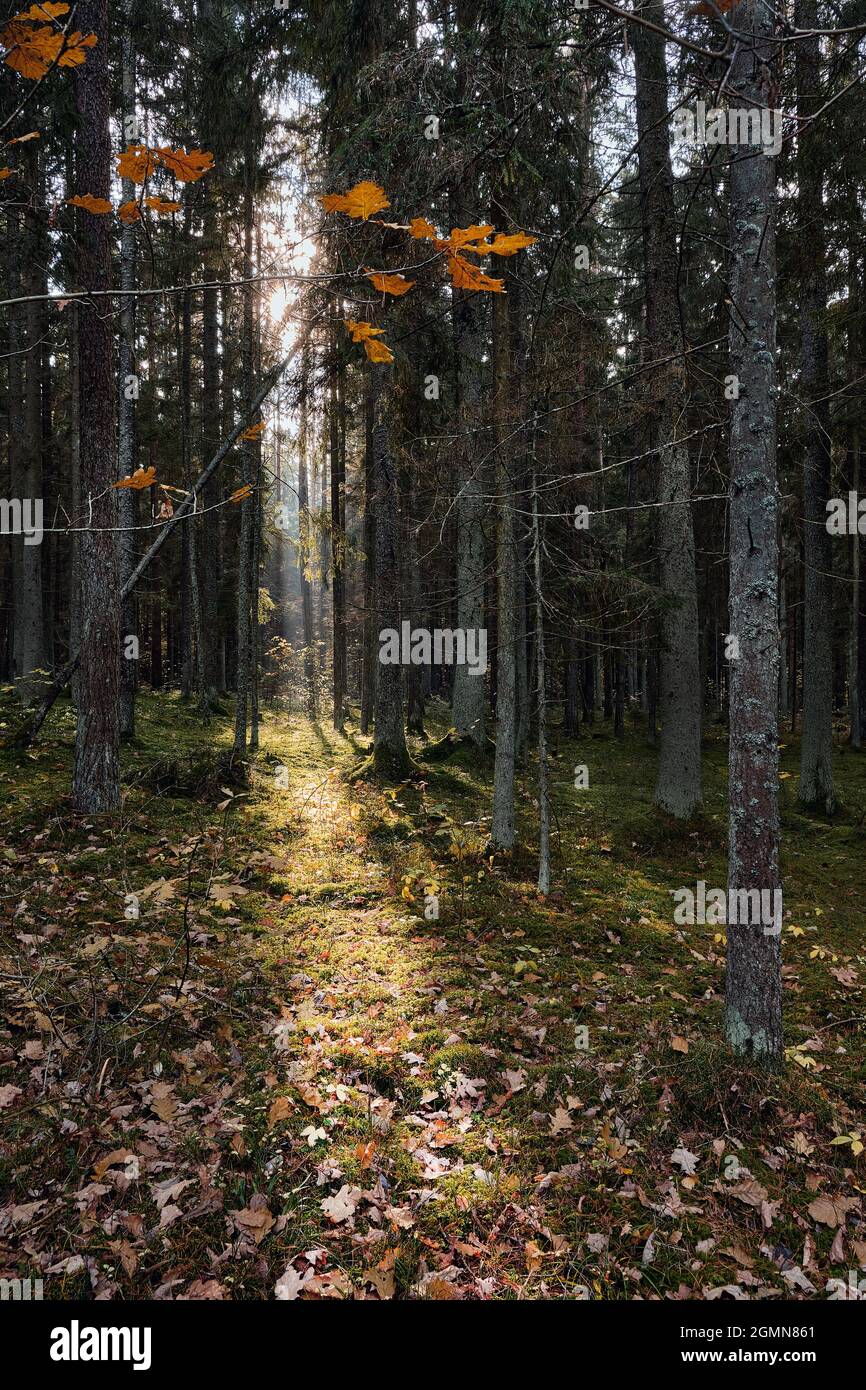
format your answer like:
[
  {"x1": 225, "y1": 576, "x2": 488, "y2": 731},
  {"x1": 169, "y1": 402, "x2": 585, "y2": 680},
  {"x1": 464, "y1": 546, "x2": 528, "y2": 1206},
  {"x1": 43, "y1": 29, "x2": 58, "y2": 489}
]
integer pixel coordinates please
[
  {"x1": 796, "y1": 0, "x2": 836, "y2": 812},
  {"x1": 633, "y1": 0, "x2": 702, "y2": 818},
  {"x1": 450, "y1": 0, "x2": 487, "y2": 746},
  {"x1": 72, "y1": 0, "x2": 120, "y2": 812},
  {"x1": 360, "y1": 372, "x2": 376, "y2": 734},
  {"x1": 725, "y1": 0, "x2": 782, "y2": 1063},
  {"x1": 118, "y1": 0, "x2": 137, "y2": 738},
  {"x1": 491, "y1": 287, "x2": 516, "y2": 848},
  {"x1": 298, "y1": 348, "x2": 317, "y2": 716},
  {"x1": 233, "y1": 169, "x2": 255, "y2": 755},
  {"x1": 372, "y1": 366, "x2": 411, "y2": 778},
  {"x1": 329, "y1": 338, "x2": 346, "y2": 730},
  {"x1": 10, "y1": 148, "x2": 47, "y2": 706},
  {"x1": 532, "y1": 472, "x2": 550, "y2": 894}
]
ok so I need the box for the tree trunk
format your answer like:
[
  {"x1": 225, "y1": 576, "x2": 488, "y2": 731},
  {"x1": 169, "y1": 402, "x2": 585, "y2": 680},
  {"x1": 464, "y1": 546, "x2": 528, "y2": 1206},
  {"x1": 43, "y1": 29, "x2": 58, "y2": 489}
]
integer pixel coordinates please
[
  {"x1": 198, "y1": 0, "x2": 221, "y2": 709},
  {"x1": 232, "y1": 169, "x2": 255, "y2": 755},
  {"x1": 298, "y1": 349, "x2": 317, "y2": 717},
  {"x1": 796, "y1": 0, "x2": 836, "y2": 812},
  {"x1": 69, "y1": 302, "x2": 82, "y2": 706},
  {"x1": 532, "y1": 472, "x2": 550, "y2": 895},
  {"x1": 360, "y1": 372, "x2": 376, "y2": 734},
  {"x1": 725, "y1": 0, "x2": 782, "y2": 1063},
  {"x1": 118, "y1": 0, "x2": 137, "y2": 738},
  {"x1": 72, "y1": 0, "x2": 120, "y2": 812},
  {"x1": 11, "y1": 148, "x2": 47, "y2": 706},
  {"x1": 402, "y1": 467, "x2": 425, "y2": 736},
  {"x1": 450, "y1": 0, "x2": 486, "y2": 746},
  {"x1": 633, "y1": 0, "x2": 702, "y2": 818},
  {"x1": 329, "y1": 339, "x2": 346, "y2": 730},
  {"x1": 371, "y1": 366, "x2": 411, "y2": 778},
  {"x1": 491, "y1": 287, "x2": 517, "y2": 848}
]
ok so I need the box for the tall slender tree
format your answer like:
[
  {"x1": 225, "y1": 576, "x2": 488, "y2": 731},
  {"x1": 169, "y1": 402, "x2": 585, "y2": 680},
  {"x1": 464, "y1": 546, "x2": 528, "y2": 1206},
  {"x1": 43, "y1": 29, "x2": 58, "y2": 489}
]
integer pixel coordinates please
[
  {"x1": 796, "y1": 0, "x2": 836, "y2": 814},
  {"x1": 632, "y1": 0, "x2": 702, "y2": 820},
  {"x1": 725, "y1": 0, "x2": 782, "y2": 1062},
  {"x1": 72, "y1": 0, "x2": 120, "y2": 812}
]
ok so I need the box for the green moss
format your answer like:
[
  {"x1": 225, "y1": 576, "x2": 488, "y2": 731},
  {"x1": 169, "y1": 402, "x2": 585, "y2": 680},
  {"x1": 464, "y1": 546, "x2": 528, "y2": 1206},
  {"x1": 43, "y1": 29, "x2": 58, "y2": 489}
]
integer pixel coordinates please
[{"x1": 2, "y1": 690, "x2": 865, "y2": 1300}]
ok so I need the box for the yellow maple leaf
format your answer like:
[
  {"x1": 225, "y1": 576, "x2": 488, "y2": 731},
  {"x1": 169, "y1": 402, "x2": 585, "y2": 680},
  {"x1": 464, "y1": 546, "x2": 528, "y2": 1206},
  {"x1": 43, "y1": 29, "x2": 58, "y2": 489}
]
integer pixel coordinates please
[
  {"x1": 364, "y1": 338, "x2": 394, "y2": 364},
  {"x1": 366, "y1": 270, "x2": 414, "y2": 296},
  {"x1": 320, "y1": 180, "x2": 389, "y2": 221}
]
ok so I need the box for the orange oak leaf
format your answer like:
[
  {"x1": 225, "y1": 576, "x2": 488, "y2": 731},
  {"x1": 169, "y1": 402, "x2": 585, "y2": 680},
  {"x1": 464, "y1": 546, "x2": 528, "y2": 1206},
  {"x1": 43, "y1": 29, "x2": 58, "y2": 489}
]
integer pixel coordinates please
[
  {"x1": 229, "y1": 484, "x2": 253, "y2": 503},
  {"x1": 56, "y1": 30, "x2": 96, "y2": 67},
  {"x1": 155, "y1": 147, "x2": 214, "y2": 182},
  {"x1": 6, "y1": 130, "x2": 40, "y2": 144},
  {"x1": 344, "y1": 319, "x2": 386, "y2": 343},
  {"x1": 449, "y1": 223, "x2": 494, "y2": 250},
  {"x1": 320, "y1": 180, "x2": 389, "y2": 221},
  {"x1": 117, "y1": 145, "x2": 158, "y2": 184},
  {"x1": 240, "y1": 421, "x2": 265, "y2": 441},
  {"x1": 14, "y1": 3, "x2": 70, "y2": 18},
  {"x1": 366, "y1": 270, "x2": 414, "y2": 297},
  {"x1": 145, "y1": 195, "x2": 182, "y2": 214},
  {"x1": 448, "y1": 254, "x2": 504, "y2": 294},
  {"x1": 363, "y1": 338, "x2": 394, "y2": 364},
  {"x1": 7, "y1": 25, "x2": 97, "y2": 80},
  {"x1": 2, "y1": 22, "x2": 60, "y2": 77},
  {"x1": 113, "y1": 466, "x2": 156, "y2": 491},
  {"x1": 67, "y1": 193, "x2": 113, "y2": 214},
  {"x1": 118, "y1": 200, "x2": 142, "y2": 224},
  {"x1": 409, "y1": 216, "x2": 439, "y2": 240},
  {"x1": 486, "y1": 231, "x2": 537, "y2": 256},
  {"x1": 0, "y1": 168, "x2": 11, "y2": 181}
]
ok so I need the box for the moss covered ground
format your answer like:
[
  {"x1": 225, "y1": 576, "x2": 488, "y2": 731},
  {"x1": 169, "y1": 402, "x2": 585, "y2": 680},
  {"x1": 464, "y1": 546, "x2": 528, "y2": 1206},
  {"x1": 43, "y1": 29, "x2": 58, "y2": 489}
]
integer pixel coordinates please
[{"x1": 1, "y1": 691, "x2": 864, "y2": 1299}]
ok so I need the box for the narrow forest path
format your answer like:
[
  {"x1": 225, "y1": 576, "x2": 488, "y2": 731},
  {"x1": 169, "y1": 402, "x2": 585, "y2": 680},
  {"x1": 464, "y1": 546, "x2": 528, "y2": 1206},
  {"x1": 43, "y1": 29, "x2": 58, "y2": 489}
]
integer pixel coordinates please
[{"x1": 2, "y1": 695, "x2": 865, "y2": 1299}]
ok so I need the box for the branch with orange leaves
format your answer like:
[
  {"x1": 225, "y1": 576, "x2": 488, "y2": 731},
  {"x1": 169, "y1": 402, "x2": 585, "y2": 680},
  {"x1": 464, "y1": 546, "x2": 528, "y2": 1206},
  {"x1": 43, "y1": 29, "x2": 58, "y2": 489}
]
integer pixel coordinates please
[
  {"x1": 0, "y1": 2, "x2": 96, "y2": 136},
  {"x1": 7, "y1": 324, "x2": 314, "y2": 750},
  {"x1": 319, "y1": 180, "x2": 536, "y2": 364}
]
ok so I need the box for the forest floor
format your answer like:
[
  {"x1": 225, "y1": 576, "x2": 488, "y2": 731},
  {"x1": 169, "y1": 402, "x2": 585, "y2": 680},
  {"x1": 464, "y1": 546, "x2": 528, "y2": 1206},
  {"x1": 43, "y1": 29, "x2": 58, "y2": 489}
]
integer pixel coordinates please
[{"x1": 1, "y1": 691, "x2": 865, "y2": 1301}]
